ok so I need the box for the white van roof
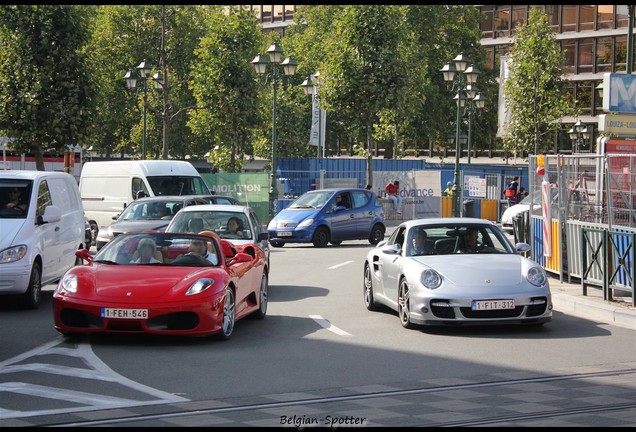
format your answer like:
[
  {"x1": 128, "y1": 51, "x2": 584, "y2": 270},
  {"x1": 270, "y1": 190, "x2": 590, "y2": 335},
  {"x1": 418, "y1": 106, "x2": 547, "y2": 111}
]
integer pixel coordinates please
[
  {"x1": 81, "y1": 160, "x2": 199, "y2": 177},
  {"x1": 0, "y1": 170, "x2": 76, "y2": 181}
]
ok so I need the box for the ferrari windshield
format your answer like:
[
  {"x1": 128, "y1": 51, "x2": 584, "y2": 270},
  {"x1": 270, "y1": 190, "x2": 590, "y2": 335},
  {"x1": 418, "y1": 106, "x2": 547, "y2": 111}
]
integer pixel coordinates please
[{"x1": 93, "y1": 232, "x2": 220, "y2": 267}]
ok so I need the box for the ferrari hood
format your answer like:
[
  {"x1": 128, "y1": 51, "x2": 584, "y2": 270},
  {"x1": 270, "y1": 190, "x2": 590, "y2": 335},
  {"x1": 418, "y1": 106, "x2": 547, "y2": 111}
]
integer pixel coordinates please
[
  {"x1": 416, "y1": 255, "x2": 525, "y2": 287},
  {"x1": 90, "y1": 265, "x2": 201, "y2": 299}
]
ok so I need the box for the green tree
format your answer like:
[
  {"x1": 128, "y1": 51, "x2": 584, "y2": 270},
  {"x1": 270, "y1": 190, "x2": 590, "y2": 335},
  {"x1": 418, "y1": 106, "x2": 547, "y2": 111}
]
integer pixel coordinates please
[
  {"x1": 287, "y1": 5, "x2": 492, "y2": 166},
  {"x1": 502, "y1": 7, "x2": 577, "y2": 155},
  {"x1": 188, "y1": 8, "x2": 263, "y2": 173},
  {"x1": 84, "y1": 5, "x2": 208, "y2": 161},
  {"x1": 0, "y1": 5, "x2": 93, "y2": 170},
  {"x1": 288, "y1": 6, "x2": 410, "y2": 183}
]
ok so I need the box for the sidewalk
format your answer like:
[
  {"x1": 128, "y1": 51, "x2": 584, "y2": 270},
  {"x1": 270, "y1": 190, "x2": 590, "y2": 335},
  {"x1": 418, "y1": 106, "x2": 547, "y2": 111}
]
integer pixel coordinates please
[{"x1": 549, "y1": 275, "x2": 636, "y2": 330}]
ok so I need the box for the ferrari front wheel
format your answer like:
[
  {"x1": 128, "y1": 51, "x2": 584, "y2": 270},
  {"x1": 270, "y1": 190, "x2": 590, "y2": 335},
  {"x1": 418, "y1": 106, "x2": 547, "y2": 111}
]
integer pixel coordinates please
[
  {"x1": 219, "y1": 288, "x2": 236, "y2": 340},
  {"x1": 398, "y1": 278, "x2": 417, "y2": 329}
]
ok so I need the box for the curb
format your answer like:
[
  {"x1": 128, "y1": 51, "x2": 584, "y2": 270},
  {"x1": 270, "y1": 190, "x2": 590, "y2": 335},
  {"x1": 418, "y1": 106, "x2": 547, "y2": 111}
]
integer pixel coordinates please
[{"x1": 551, "y1": 291, "x2": 636, "y2": 330}]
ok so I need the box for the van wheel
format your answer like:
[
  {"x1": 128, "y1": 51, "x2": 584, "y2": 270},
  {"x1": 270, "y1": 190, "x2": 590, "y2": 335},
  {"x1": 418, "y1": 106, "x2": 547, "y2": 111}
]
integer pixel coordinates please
[
  {"x1": 312, "y1": 227, "x2": 330, "y2": 247},
  {"x1": 19, "y1": 261, "x2": 41, "y2": 310},
  {"x1": 90, "y1": 223, "x2": 98, "y2": 247}
]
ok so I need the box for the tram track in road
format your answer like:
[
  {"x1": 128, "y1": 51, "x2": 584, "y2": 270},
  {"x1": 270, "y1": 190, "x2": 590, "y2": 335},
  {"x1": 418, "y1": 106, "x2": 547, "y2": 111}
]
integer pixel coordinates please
[{"x1": 30, "y1": 368, "x2": 636, "y2": 427}]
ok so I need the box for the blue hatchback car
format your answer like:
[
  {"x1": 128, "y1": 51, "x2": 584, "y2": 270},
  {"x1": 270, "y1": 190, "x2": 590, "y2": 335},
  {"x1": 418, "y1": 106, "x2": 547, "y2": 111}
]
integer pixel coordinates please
[{"x1": 267, "y1": 188, "x2": 385, "y2": 247}]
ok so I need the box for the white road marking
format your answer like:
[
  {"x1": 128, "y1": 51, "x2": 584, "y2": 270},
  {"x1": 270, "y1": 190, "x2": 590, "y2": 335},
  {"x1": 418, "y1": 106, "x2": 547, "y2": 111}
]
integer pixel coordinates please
[
  {"x1": 309, "y1": 315, "x2": 353, "y2": 336},
  {"x1": 0, "y1": 339, "x2": 188, "y2": 419},
  {"x1": 329, "y1": 260, "x2": 354, "y2": 269}
]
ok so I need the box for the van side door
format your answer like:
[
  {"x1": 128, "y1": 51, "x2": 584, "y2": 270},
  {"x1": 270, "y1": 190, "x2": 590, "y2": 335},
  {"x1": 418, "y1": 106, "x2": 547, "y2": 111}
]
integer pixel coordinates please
[
  {"x1": 47, "y1": 176, "x2": 83, "y2": 274},
  {"x1": 34, "y1": 180, "x2": 59, "y2": 281}
]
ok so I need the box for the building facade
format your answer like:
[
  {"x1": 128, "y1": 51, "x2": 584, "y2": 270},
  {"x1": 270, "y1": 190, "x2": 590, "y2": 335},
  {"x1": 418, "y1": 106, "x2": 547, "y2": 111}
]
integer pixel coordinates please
[{"x1": 480, "y1": 5, "x2": 633, "y2": 153}]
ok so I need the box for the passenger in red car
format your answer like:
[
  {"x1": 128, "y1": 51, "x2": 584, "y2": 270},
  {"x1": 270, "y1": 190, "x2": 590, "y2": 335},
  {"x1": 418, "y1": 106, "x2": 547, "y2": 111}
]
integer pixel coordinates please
[{"x1": 132, "y1": 238, "x2": 161, "y2": 264}]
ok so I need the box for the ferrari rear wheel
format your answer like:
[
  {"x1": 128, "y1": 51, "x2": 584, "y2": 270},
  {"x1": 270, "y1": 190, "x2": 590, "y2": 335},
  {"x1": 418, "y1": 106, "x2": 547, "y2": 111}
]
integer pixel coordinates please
[
  {"x1": 252, "y1": 273, "x2": 268, "y2": 319},
  {"x1": 219, "y1": 288, "x2": 236, "y2": 340},
  {"x1": 363, "y1": 263, "x2": 379, "y2": 311},
  {"x1": 398, "y1": 278, "x2": 417, "y2": 329}
]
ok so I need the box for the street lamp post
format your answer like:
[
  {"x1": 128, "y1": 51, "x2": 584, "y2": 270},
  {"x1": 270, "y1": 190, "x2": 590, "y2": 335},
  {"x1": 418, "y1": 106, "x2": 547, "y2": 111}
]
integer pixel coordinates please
[
  {"x1": 441, "y1": 53, "x2": 481, "y2": 217},
  {"x1": 301, "y1": 72, "x2": 324, "y2": 158},
  {"x1": 464, "y1": 85, "x2": 487, "y2": 164},
  {"x1": 252, "y1": 43, "x2": 298, "y2": 220},
  {"x1": 568, "y1": 120, "x2": 590, "y2": 154},
  {"x1": 124, "y1": 60, "x2": 157, "y2": 160}
]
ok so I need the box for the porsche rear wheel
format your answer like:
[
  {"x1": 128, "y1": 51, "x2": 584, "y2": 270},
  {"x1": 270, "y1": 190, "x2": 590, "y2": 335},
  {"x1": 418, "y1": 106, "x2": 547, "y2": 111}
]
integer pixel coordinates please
[
  {"x1": 252, "y1": 273, "x2": 268, "y2": 319},
  {"x1": 363, "y1": 263, "x2": 379, "y2": 311},
  {"x1": 398, "y1": 278, "x2": 417, "y2": 329},
  {"x1": 219, "y1": 288, "x2": 236, "y2": 340}
]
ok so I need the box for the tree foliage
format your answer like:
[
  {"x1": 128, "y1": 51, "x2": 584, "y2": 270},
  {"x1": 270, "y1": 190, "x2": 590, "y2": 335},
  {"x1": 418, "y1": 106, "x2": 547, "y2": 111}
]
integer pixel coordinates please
[
  {"x1": 0, "y1": 5, "x2": 93, "y2": 170},
  {"x1": 0, "y1": 5, "x2": 501, "y2": 172},
  {"x1": 502, "y1": 7, "x2": 578, "y2": 155},
  {"x1": 188, "y1": 8, "x2": 263, "y2": 173},
  {"x1": 84, "y1": 5, "x2": 208, "y2": 161}
]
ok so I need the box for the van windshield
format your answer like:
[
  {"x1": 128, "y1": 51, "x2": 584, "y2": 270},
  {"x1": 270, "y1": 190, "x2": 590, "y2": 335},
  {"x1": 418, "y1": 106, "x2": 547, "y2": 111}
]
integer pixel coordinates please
[
  {"x1": 147, "y1": 176, "x2": 209, "y2": 196},
  {"x1": 0, "y1": 181, "x2": 31, "y2": 218}
]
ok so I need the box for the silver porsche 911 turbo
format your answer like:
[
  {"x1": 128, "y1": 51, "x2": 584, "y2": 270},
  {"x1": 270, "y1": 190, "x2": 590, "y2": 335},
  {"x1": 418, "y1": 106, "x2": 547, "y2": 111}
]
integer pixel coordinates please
[{"x1": 363, "y1": 218, "x2": 552, "y2": 329}]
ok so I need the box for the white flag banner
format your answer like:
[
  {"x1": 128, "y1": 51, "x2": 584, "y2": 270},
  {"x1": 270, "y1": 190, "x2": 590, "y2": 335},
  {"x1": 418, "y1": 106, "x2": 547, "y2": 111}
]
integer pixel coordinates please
[
  {"x1": 496, "y1": 55, "x2": 511, "y2": 138},
  {"x1": 309, "y1": 95, "x2": 320, "y2": 146}
]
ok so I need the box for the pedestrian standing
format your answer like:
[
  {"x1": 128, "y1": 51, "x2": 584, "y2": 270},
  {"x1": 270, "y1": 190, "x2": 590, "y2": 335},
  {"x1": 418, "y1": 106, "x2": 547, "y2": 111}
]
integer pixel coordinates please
[
  {"x1": 504, "y1": 176, "x2": 520, "y2": 206},
  {"x1": 443, "y1": 181, "x2": 455, "y2": 197}
]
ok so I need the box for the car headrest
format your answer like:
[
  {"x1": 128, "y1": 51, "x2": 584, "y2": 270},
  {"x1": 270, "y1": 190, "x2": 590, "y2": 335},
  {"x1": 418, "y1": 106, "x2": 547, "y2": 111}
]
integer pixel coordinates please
[{"x1": 219, "y1": 239, "x2": 237, "y2": 258}]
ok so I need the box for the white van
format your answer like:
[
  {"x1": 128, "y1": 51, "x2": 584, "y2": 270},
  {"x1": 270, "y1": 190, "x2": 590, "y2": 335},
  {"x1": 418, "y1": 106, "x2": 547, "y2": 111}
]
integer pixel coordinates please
[
  {"x1": 80, "y1": 160, "x2": 210, "y2": 235},
  {"x1": 0, "y1": 170, "x2": 86, "y2": 309}
]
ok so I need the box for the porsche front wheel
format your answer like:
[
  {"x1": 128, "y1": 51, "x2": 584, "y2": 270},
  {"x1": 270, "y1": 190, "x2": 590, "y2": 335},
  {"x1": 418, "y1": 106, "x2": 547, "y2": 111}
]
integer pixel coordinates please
[{"x1": 398, "y1": 278, "x2": 417, "y2": 329}]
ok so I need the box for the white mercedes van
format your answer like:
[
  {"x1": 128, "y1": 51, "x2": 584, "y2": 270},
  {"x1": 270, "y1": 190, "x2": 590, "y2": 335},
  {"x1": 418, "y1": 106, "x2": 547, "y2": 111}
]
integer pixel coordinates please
[
  {"x1": 80, "y1": 160, "x2": 211, "y2": 237},
  {"x1": 0, "y1": 171, "x2": 86, "y2": 309}
]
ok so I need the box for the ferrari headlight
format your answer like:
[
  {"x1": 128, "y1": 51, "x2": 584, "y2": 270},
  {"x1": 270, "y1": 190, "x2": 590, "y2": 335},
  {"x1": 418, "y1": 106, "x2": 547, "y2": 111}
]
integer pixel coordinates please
[
  {"x1": 60, "y1": 273, "x2": 78, "y2": 293},
  {"x1": 186, "y1": 278, "x2": 215, "y2": 295},
  {"x1": 0, "y1": 245, "x2": 27, "y2": 263},
  {"x1": 420, "y1": 269, "x2": 442, "y2": 289},
  {"x1": 526, "y1": 266, "x2": 547, "y2": 287},
  {"x1": 297, "y1": 218, "x2": 314, "y2": 228}
]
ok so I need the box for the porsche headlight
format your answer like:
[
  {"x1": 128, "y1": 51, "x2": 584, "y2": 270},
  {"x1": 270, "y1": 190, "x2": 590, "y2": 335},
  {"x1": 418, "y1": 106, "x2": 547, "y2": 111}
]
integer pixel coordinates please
[
  {"x1": 297, "y1": 218, "x2": 314, "y2": 228},
  {"x1": 186, "y1": 278, "x2": 215, "y2": 295},
  {"x1": 420, "y1": 269, "x2": 442, "y2": 289},
  {"x1": 526, "y1": 266, "x2": 547, "y2": 287},
  {"x1": 0, "y1": 245, "x2": 27, "y2": 263},
  {"x1": 60, "y1": 273, "x2": 78, "y2": 293}
]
